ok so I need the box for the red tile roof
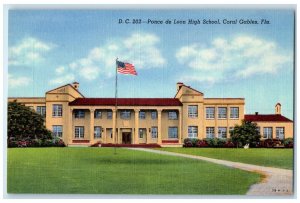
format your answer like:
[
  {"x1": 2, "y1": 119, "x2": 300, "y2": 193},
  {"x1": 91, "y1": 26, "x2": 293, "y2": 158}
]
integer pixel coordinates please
[
  {"x1": 244, "y1": 114, "x2": 293, "y2": 122},
  {"x1": 69, "y1": 98, "x2": 182, "y2": 106}
]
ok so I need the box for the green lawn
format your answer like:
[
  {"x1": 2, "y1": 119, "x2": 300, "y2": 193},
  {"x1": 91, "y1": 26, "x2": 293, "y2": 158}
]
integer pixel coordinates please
[
  {"x1": 8, "y1": 147, "x2": 260, "y2": 194},
  {"x1": 157, "y1": 148, "x2": 293, "y2": 170}
]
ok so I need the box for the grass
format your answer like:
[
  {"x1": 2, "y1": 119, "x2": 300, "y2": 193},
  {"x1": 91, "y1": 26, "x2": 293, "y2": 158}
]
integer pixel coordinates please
[
  {"x1": 8, "y1": 147, "x2": 260, "y2": 194},
  {"x1": 157, "y1": 148, "x2": 293, "y2": 170}
]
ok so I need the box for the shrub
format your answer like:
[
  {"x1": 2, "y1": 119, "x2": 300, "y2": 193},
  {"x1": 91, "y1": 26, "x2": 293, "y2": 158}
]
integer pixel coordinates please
[
  {"x1": 8, "y1": 137, "x2": 18, "y2": 148},
  {"x1": 31, "y1": 139, "x2": 42, "y2": 147},
  {"x1": 191, "y1": 138, "x2": 199, "y2": 147},
  {"x1": 56, "y1": 139, "x2": 66, "y2": 147},
  {"x1": 261, "y1": 139, "x2": 275, "y2": 148},
  {"x1": 204, "y1": 138, "x2": 226, "y2": 147},
  {"x1": 17, "y1": 140, "x2": 30, "y2": 147},
  {"x1": 90, "y1": 142, "x2": 101, "y2": 147},
  {"x1": 41, "y1": 139, "x2": 53, "y2": 147},
  {"x1": 8, "y1": 136, "x2": 65, "y2": 148},
  {"x1": 223, "y1": 140, "x2": 235, "y2": 148},
  {"x1": 230, "y1": 120, "x2": 261, "y2": 147},
  {"x1": 195, "y1": 140, "x2": 209, "y2": 148},
  {"x1": 183, "y1": 138, "x2": 193, "y2": 147},
  {"x1": 283, "y1": 138, "x2": 293, "y2": 148},
  {"x1": 262, "y1": 139, "x2": 283, "y2": 148}
]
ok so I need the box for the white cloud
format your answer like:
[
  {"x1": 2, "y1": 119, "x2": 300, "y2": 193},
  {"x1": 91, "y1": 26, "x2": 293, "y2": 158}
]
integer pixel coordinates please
[
  {"x1": 176, "y1": 35, "x2": 292, "y2": 84},
  {"x1": 55, "y1": 66, "x2": 65, "y2": 74},
  {"x1": 49, "y1": 73, "x2": 75, "y2": 85},
  {"x1": 9, "y1": 37, "x2": 55, "y2": 66},
  {"x1": 79, "y1": 66, "x2": 100, "y2": 80},
  {"x1": 8, "y1": 74, "x2": 32, "y2": 88},
  {"x1": 52, "y1": 32, "x2": 166, "y2": 83}
]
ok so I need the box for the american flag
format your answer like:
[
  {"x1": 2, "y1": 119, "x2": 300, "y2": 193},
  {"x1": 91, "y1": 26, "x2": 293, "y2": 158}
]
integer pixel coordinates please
[{"x1": 117, "y1": 60, "x2": 137, "y2": 75}]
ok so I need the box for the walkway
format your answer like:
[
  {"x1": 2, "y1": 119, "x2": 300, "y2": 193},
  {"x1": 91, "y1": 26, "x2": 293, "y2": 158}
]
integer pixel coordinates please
[{"x1": 128, "y1": 148, "x2": 293, "y2": 196}]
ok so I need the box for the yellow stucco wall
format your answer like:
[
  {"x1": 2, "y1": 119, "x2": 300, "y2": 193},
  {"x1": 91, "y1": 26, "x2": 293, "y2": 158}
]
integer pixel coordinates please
[{"x1": 254, "y1": 121, "x2": 293, "y2": 139}]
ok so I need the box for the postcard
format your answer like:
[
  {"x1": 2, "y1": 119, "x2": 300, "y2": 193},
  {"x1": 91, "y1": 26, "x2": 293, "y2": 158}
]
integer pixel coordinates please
[{"x1": 5, "y1": 5, "x2": 295, "y2": 198}]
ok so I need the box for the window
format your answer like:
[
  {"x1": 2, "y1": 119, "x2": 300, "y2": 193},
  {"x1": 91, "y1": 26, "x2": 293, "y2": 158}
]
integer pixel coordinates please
[
  {"x1": 263, "y1": 127, "x2": 273, "y2": 139},
  {"x1": 94, "y1": 110, "x2": 102, "y2": 119},
  {"x1": 107, "y1": 128, "x2": 113, "y2": 138},
  {"x1": 168, "y1": 127, "x2": 178, "y2": 139},
  {"x1": 151, "y1": 127, "x2": 158, "y2": 138},
  {"x1": 151, "y1": 111, "x2": 157, "y2": 119},
  {"x1": 206, "y1": 107, "x2": 215, "y2": 119},
  {"x1": 218, "y1": 127, "x2": 227, "y2": 138},
  {"x1": 206, "y1": 127, "x2": 215, "y2": 138},
  {"x1": 139, "y1": 111, "x2": 146, "y2": 119},
  {"x1": 230, "y1": 107, "x2": 239, "y2": 119},
  {"x1": 188, "y1": 126, "x2": 198, "y2": 138},
  {"x1": 276, "y1": 127, "x2": 285, "y2": 140},
  {"x1": 218, "y1": 107, "x2": 227, "y2": 119},
  {"x1": 74, "y1": 110, "x2": 85, "y2": 118},
  {"x1": 188, "y1": 105, "x2": 198, "y2": 118},
  {"x1": 52, "y1": 104, "x2": 62, "y2": 117},
  {"x1": 107, "y1": 111, "x2": 112, "y2": 119},
  {"x1": 120, "y1": 110, "x2": 131, "y2": 119},
  {"x1": 37, "y1": 106, "x2": 46, "y2": 117},
  {"x1": 28, "y1": 106, "x2": 34, "y2": 110},
  {"x1": 139, "y1": 128, "x2": 146, "y2": 138},
  {"x1": 229, "y1": 127, "x2": 234, "y2": 134},
  {"x1": 94, "y1": 126, "x2": 102, "y2": 138},
  {"x1": 75, "y1": 126, "x2": 84, "y2": 138},
  {"x1": 168, "y1": 111, "x2": 178, "y2": 120},
  {"x1": 52, "y1": 125, "x2": 63, "y2": 138}
]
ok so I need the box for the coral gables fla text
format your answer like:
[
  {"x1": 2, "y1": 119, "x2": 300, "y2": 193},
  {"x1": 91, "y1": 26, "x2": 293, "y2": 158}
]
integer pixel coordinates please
[{"x1": 118, "y1": 18, "x2": 270, "y2": 25}]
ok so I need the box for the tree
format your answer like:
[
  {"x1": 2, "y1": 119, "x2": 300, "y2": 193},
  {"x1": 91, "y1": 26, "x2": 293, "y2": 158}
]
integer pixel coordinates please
[
  {"x1": 230, "y1": 120, "x2": 261, "y2": 148},
  {"x1": 8, "y1": 101, "x2": 52, "y2": 141}
]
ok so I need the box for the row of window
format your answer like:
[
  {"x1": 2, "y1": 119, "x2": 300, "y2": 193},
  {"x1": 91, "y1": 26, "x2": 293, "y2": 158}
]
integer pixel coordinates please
[
  {"x1": 204, "y1": 126, "x2": 285, "y2": 139},
  {"x1": 52, "y1": 125, "x2": 286, "y2": 140},
  {"x1": 258, "y1": 127, "x2": 285, "y2": 140},
  {"x1": 52, "y1": 126, "x2": 160, "y2": 139},
  {"x1": 205, "y1": 107, "x2": 239, "y2": 119},
  {"x1": 188, "y1": 106, "x2": 239, "y2": 119},
  {"x1": 74, "y1": 110, "x2": 179, "y2": 120},
  {"x1": 51, "y1": 105, "x2": 239, "y2": 120}
]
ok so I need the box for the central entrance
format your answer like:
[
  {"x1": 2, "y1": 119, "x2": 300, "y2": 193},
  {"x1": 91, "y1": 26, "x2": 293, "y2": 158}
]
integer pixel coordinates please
[{"x1": 122, "y1": 132, "x2": 132, "y2": 144}]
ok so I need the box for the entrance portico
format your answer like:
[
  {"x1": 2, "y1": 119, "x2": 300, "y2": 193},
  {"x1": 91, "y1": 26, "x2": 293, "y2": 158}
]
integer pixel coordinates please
[{"x1": 121, "y1": 128, "x2": 132, "y2": 144}]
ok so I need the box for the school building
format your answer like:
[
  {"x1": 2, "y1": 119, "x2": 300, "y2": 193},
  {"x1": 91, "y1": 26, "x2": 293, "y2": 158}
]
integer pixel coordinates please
[{"x1": 8, "y1": 82, "x2": 293, "y2": 146}]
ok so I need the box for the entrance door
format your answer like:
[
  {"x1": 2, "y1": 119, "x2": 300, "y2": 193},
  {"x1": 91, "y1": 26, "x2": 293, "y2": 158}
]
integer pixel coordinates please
[{"x1": 122, "y1": 132, "x2": 131, "y2": 144}]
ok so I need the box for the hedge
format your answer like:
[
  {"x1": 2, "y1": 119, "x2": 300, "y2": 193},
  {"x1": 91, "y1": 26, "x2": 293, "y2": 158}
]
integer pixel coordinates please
[
  {"x1": 183, "y1": 138, "x2": 293, "y2": 148},
  {"x1": 8, "y1": 137, "x2": 66, "y2": 148}
]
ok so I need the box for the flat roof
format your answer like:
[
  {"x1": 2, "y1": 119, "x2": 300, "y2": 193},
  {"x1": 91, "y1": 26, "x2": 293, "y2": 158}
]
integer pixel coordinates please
[{"x1": 69, "y1": 98, "x2": 183, "y2": 106}]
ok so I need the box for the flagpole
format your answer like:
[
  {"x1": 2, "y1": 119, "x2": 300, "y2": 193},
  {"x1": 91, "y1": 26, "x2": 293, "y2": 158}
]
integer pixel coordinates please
[{"x1": 114, "y1": 58, "x2": 118, "y2": 155}]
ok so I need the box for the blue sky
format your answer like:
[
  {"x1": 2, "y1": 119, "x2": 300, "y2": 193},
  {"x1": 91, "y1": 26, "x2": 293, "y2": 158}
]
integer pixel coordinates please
[{"x1": 7, "y1": 9, "x2": 294, "y2": 119}]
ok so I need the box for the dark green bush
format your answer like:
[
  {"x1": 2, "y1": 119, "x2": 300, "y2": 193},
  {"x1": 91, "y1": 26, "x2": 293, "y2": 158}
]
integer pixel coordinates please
[
  {"x1": 283, "y1": 138, "x2": 293, "y2": 148},
  {"x1": 204, "y1": 138, "x2": 226, "y2": 147}
]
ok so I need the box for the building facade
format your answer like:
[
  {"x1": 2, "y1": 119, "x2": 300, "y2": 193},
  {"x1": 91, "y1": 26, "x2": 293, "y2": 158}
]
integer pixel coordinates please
[{"x1": 8, "y1": 82, "x2": 293, "y2": 146}]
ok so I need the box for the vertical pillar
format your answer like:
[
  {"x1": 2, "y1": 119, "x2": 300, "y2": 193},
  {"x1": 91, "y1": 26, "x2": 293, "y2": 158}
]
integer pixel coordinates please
[
  {"x1": 178, "y1": 109, "x2": 182, "y2": 144},
  {"x1": 90, "y1": 108, "x2": 95, "y2": 144},
  {"x1": 226, "y1": 105, "x2": 229, "y2": 138},
  {"x1": 146, "y1": 126, "x2": 151, "y2": 144},
  {"x1": 214, "y1": 105, "x2": 217, "y2": 138},
  {"x1": 157, "y1": 109, "x2": 162, "y2": 144},
  {"x1": 134, "y1": 109, "x2": 139, "y2": 144},
  {"x1": 104, "y1": 128, "x2": 107, "y2": 144},
  {"x1": 117, "y1": 128, "x2": 121, "y2": 144},
  {"x1": 112, "y1": 109, "x2": 117, "y2": 144},
  {"x1": 68, "y1": 107, "x2": 73, "y2": 145}
]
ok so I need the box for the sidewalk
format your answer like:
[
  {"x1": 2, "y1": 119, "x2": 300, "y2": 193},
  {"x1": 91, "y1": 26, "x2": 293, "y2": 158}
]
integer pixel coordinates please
[{"x1": 128, "y1": 148, "x2": 293, "y2": 196}]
